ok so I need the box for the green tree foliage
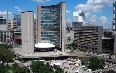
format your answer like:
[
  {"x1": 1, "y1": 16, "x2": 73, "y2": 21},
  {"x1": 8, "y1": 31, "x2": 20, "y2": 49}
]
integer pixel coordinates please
[
  {"x1": 0, "y1": 63, "x2": 30, "y2": 73},
  {"x1": 20, "y1": 67, "x2": 30, "y2": 73},
  {"x1": 0, "y1": 46, "x2": 14, "y2": 63},
  {"x1": 0, "y1": 63, "x2": 7, "y2": 73},
  {"x1": 81, "y1": 57, "x2": 89, "y2": 66},
  {"x1": 55, "y1": 67, "x2": 64, "y2": 73},
  {"x1": 0, "y1": 44, "x2": 13, "y2": 49},
  {"x1": 88, "y1": 57, "x2": 105, "y2": 71},
  {"x1": 45, "y1": 62, "x2": 54, "y2": 73},
  {"x1": 11, "y1": 63, "x2": 29, "y2": 73},
  {"x1": 67, "y1": 43, "x2": 77, "y2": 50},
  {"x1": 31, "y1": 61, "x2": 54, "y2": 73},
  {"x1": 12, "y1": 63, "x2": 21, "y2": 73},
  {"x1": 0, "y1": 44, "x2": 14, "y2": 63},
  {"x1": 103, "y1": 50, "x2": 114, "y2": 55}
]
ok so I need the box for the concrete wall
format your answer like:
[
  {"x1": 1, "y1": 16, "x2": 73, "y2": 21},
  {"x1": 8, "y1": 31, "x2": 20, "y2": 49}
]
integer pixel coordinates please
[
  {"x1": 37, "y1": 6, "x2": 41, "y2": 43},
  {"x1": 98, "y1": 26, "x2": 103, "y2": 53},
  {"x1": 21, "y1": 11, "x2": 34, "y2": 54},
  {"x1": 60, "y1": 2, "x2": 66, "y2": 52}
]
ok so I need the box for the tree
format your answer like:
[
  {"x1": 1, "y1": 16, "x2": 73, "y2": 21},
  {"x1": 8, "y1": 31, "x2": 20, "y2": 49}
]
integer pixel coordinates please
[
  {"x1": 31, "y1": 61, "x2": 46, "y2": 73},
  {"x1": 0, "y1": 63, "x2": 7, "y2": 73},
  {"x1": 12, "y1": 63, "x2": 21, "y2": 73},
  {"x1": 0, "y1": 48, "x2": 14, "y2": 63},
  {"x1": 20, "y1": 67, "x2": 30, "y2": 73},
  {"x1": 88, "y1": 57, "x2": 105, "y2": 71},
  {"x1": 0, "y1": 44, "x2": 13, "y2": 49},
  {"x1": 45, "y1": 62, "x2": 54, "y2": 73},
  {"x1": 11, "y1": 63, "x2": 30, "y2": 73},
  {"x1": 31, "y1": 61, "x2": 54, "y2": 73},
  {"x1": 0, "y1": 44, "x2": 14, "y2": 63},
  {"x1": 55, "y1": 67, "x2": 64, "y2": 73},
  {"x1": 103, "y1": 50, "x2": 114, "y2": 55}
]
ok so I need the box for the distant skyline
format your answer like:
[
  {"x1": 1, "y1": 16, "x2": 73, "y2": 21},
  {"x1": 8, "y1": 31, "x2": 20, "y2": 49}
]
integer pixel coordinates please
[{"x1": 0, "y1": 0, "x2": 115, "y2": 29}]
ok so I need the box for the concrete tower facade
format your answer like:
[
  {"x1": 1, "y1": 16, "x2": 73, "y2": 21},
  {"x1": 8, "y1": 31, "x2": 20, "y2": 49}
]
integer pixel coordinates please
[
  {"x1": 37, "y1": 2, "x2": 66, "y2": 52},
  {"x1": 21, "y1": 11, "x2": 34, "y2": 54}
]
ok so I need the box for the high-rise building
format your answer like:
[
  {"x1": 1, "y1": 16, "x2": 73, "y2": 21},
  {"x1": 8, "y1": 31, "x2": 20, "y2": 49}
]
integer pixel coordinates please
[
  {"x1": 74, "y1": 25, "x2": 103, "y2": 53},
  {"x1": 37, "y1": 2, "x2": 66, "y2": 52},
  {"x1": 113, "y1": 1, "x2": 116, "y2": 34},
  {"x1": 113, "y1": 1, "x2": 116, "y2": 55},
  {"x1": 13, "y1": 13, "x2": 21, "y2": 26},
  {"x1": 21, "y1": 11, "x2": 34, "y2": 54},
  {"x1": 72, "y1": 10, "x2": 85, "y2": 29}
]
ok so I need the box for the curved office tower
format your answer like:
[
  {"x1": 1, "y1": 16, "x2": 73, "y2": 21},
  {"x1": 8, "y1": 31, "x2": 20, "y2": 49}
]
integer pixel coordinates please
[
  {"x1": 21, "y1": 11, "x2": 34, "y2": 54},
  {"x1": 37, "y1": 2, "x2": 66, "y2": 52},
  {"x1": 73, "y1": 10, "x2": 85, "y2": 29}
]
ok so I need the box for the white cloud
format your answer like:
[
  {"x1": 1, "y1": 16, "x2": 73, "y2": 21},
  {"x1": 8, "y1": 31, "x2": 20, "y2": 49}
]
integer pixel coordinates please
[
  {"x1": 0, "y1": 11, "x2": 7, "y2": 15},
  {"x1": 32, "y1": 0, "x2": 51, "y2": 2},
  {"x1": 85, "y1": 12, "x2": 97, "y2": 23},
  {"x1": 99, "y1": 16, "x2": 110, "y2": 24},
  {"x1": 0, "y1": 11, "x2": 13, "y2": 19},
  {"x1": 74, "y1": 0, "x2": 113, "y2": 28},
  {"x1": 75, "y1": 0, "x2": 114, "y2": 13},
  {"x1": 14, "y1": 6, "x2": 23, "y2": 12},
  {"x1": 67, "y1": 19, "x2": 71, "y2": 23},
  {"x1": 87, "y1": 0, "x2": 114, "y2": 6},
  {"x1": 66, "y1": 10, "x2": 70, "y2": 13},
  {"x1": 0, "y1": 11, "x2": 12, "y2": 15},
  {"x1": 75, "y1": 3, "x2": 104, "y2": 12}
]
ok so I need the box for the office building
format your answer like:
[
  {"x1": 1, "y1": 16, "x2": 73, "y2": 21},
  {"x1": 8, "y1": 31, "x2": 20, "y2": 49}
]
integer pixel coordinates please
[
  {"x1": 74, "y1": 25, "x2": 103, "y2": 53},
  {"x1": 37, "y1": 2, "x2": 66, "y2": 52},
  {"x1": 21, "y1": 11, "x2": 34, "y2": 54},
  {"x1": 113, "y1": 1, "x2": 116, "y2": 34},
  {"x1": 113, "y1": 1, "x2": 116, "y2": 55},
  {"x1": 72, "y1": 10, "x2": 85, "y2": 29},
  {"x1": 0, "y1": 16, "x2": 12, "y2": 44},
  {"x1": 13, "y1": 14, "x2": 21, "y2": 26},
  {"x1": 0, "y1": 17, "x2": 7, "y2": 44}
]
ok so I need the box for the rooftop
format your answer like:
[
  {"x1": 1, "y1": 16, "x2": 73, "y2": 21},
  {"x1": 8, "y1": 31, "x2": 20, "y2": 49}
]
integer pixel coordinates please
[{"x1": 35, "y1": 43, "x2": 55, "y2": 48}]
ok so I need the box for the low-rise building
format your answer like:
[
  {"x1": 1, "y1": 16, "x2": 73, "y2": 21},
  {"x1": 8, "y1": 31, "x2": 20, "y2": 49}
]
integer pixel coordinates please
[{"x1": 74, "y1": 25, "x2": 103, "y2": 53}]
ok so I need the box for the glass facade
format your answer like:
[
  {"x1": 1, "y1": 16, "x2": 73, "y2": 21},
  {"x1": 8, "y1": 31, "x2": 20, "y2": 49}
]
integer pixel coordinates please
[
  {"x1": 37, "y1": 2, "x2": 66, "y2": 51},
  {"x1": 41, "y1": 5, "x2": 60, "y2": 46},
  {"x1": 0, "y1": 18, "x2": 6, "y2": 25}
]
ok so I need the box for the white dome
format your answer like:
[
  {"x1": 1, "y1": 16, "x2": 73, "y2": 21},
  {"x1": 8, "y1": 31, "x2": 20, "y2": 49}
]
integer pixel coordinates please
[{"x1": 35, "y1": 43, "x2": 55, "y2": 48}]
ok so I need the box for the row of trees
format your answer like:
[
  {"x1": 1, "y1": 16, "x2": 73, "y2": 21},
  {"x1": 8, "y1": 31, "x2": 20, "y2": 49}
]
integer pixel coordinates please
[
  {"x1": 31, "y1": 61, "x2": 64, "y2": 73},
  {"x1": 0, "y1": 63, "x2": 30, "y2": 73}
]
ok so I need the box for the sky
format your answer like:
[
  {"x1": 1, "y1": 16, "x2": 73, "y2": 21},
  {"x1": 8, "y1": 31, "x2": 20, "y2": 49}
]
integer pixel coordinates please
[{"x1": 0, "y1": 0, "x2": 115, "y2": 29}]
